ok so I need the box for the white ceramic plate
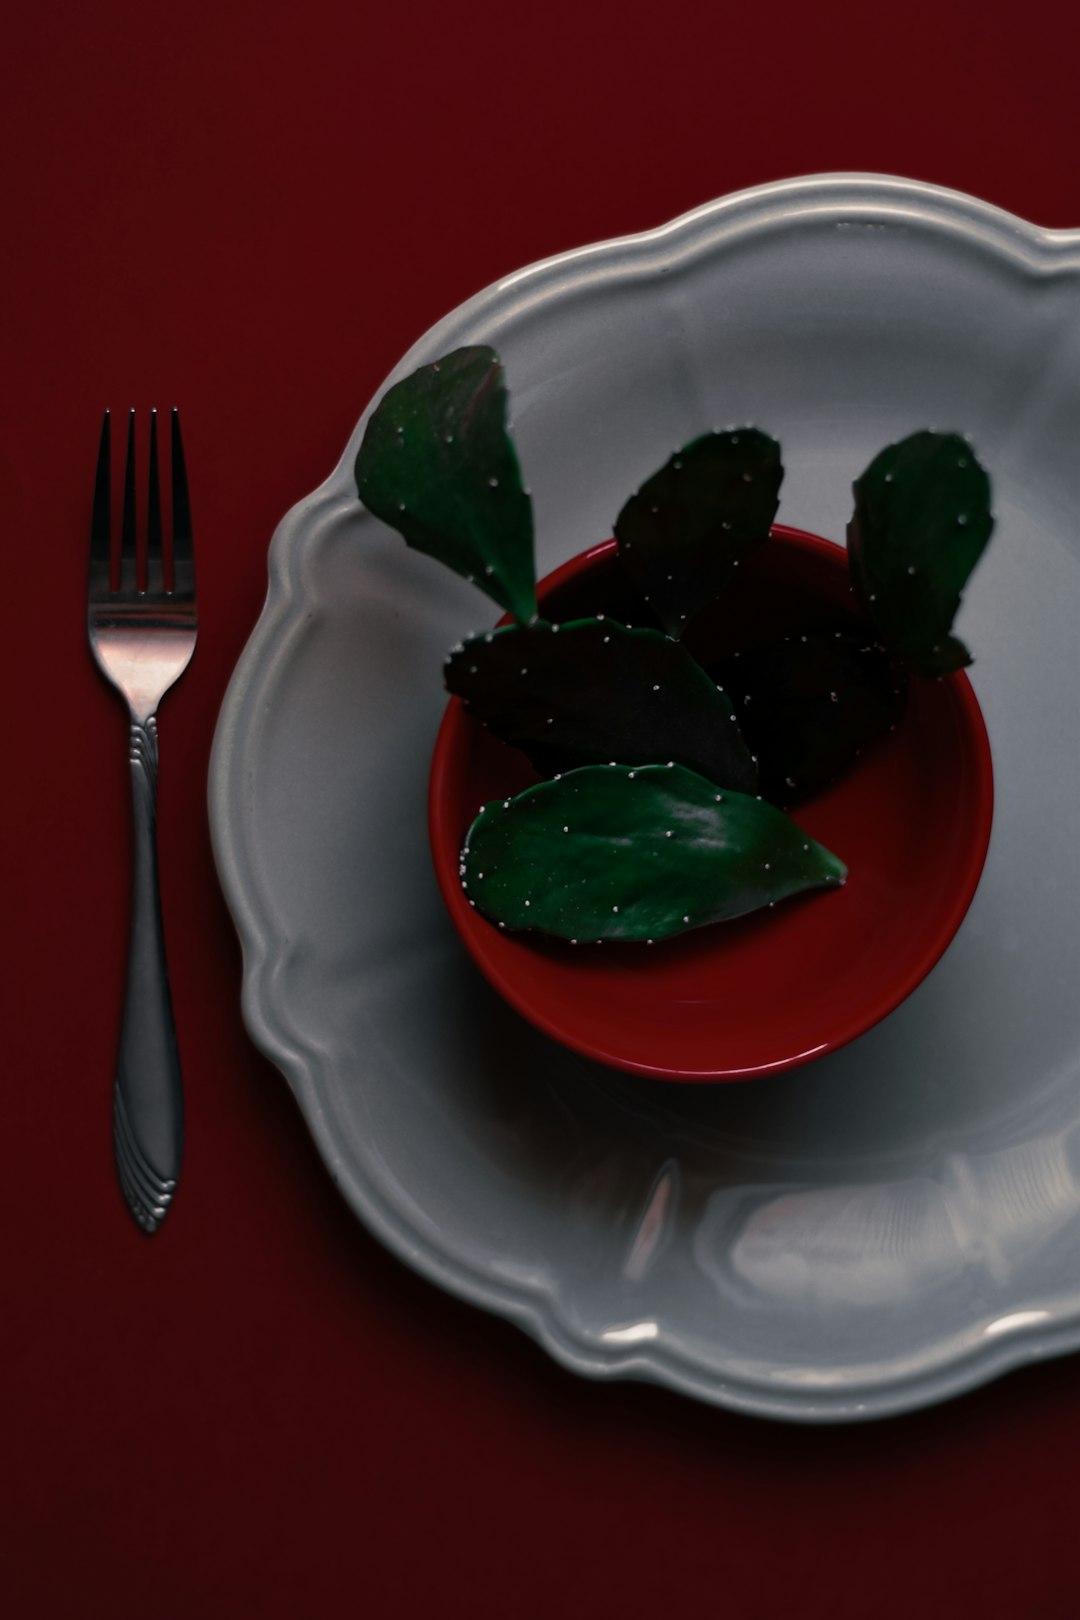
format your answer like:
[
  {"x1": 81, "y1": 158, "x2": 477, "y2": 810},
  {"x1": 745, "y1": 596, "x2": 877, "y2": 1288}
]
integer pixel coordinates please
[{"x1": 209, "y1": 175, "x2": 1080, "y2": 1422}]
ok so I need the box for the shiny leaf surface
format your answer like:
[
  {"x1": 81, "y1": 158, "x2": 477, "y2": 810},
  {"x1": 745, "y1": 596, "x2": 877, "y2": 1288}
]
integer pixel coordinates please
[
  {"x1": 461, "y1": 763, "x2": 846, "y2": 942},
  {"x1": 355, "y1": 345, "x2": 537, "y2": 622},
  {"x1": 446, "y1": 617, "x2": 756, "y2": 792},
  {"x1": 847, "y1": 431, "x2": 993, "y2": 675},
  {"x1": 614, "y1": 430, "x2": 783, "y2": 637}
]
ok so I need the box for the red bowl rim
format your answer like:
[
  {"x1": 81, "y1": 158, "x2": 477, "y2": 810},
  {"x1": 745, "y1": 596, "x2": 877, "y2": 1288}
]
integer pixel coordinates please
[{"x1": 428, "y1": 525, "x2": 995, "y2": 1081}]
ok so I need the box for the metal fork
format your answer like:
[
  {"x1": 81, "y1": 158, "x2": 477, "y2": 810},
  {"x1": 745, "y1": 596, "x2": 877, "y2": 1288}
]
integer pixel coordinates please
[{"x1": 88, "y1": 408, "x2": 197, "y2": 1234}]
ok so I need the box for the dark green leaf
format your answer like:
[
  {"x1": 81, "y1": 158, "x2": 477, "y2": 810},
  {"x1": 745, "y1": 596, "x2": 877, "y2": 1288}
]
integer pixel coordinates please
[
  {"x1": 461, "y1": 763, "x2": 846, "y2": 942},
  {"x1": 847, "y1": 431, "x2": 993, "y2": 675},
  {"x1": 614, "y1": 430, "x2": 783, "y2": 637},
  {"x1": 355, "y1": 345, "x2": 537, "y2": 622},
  {"x1": 711, "y1": 631, "x2": 907, "y2": 806},
  {"x1": 446, "y1": 617, "x2": 757, "y2": 793}
]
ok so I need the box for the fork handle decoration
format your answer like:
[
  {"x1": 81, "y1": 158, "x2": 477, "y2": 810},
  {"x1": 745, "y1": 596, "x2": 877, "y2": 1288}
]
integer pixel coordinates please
[
  {"x1": 113, "y1": 711, "x2": 184, "y2": 1231},
  {"x1": 90, "y1": 408, "x2": 197, "y2": 1234}
]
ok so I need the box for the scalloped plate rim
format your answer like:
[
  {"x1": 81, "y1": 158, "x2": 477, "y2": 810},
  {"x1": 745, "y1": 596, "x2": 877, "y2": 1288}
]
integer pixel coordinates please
[{"x1": 208, "y1": 172, "x2": 1080, "y2": 1423}]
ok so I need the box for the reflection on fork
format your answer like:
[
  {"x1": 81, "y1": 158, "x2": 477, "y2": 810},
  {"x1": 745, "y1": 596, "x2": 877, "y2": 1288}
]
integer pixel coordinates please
[{"x1": 87, "y1": 409, "x2": 198, "y2": 1233}]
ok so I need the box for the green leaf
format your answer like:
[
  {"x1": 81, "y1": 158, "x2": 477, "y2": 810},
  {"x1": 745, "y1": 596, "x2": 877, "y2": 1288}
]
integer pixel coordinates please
[
  {"x1": 461, "y1": 763, "x2": 846, "y2": 942},
  {"x1": 614, "y1": 430, "x2": 784, "y2": 637},
  {"x1": 710, "y1": 631, "x2": 907, "y2": 807},
  {"x1": 446, "y1": 616, "x2": 757, "y2": 793},
  {"x1": 847, "y1": 431, "x2": 993, "y2": 676},
  {"x1": 355, "y1": 345, "x2": 537, "y2": 622}
]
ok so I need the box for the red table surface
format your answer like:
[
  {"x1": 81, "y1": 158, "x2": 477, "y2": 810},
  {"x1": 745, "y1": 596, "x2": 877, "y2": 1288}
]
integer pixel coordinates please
[{"x1": 5, "y1": 3, "x2": 1080, "y2": 1615}]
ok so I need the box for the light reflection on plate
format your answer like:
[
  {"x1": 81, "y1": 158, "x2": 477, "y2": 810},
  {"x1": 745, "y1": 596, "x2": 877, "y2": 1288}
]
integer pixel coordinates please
[{"x1": 210, "y1": 175, "x2": 1080, "y2": 1421}]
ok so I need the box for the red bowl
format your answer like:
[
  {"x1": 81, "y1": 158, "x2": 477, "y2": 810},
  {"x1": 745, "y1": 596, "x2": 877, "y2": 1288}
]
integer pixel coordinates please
[{"x1": 428, "y1": 526, "x2": 993, "y2": 1082}]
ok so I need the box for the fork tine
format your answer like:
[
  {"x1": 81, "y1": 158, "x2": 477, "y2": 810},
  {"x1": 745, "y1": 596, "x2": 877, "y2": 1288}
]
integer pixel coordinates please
[
  {"x1": 170, "y1": 408, "x2": 195, "y2": 598},
  {"x1": 120, "y1": 408, "x2": 137, "y2": 593},
  {"x1": 90, "y1": 410, "x2": 111, "y2": 591},
  {"x1": 146, "y1": 409, "x2": 164, "y2": 594}
]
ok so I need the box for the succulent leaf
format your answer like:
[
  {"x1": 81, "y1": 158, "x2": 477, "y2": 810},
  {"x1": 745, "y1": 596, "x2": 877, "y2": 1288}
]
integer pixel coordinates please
[
  {"x1": 446, "y1": 616, "x2": 757, "y2": 792},
  {"x1": 711, "y1": 631, "x2": 907, "y2": 807},
  {"x1": 461, "y1": 763, "x2": 846, "y2": 942},
  {"x1": 847, "y1": 431, "x2": 993, "y2": 675},
  {"x1": 355, "y1": 345, "x2": 537, "y2": 622},
  {"x1": 614, "y1": 430, "x2": 784, "y2": 637}
]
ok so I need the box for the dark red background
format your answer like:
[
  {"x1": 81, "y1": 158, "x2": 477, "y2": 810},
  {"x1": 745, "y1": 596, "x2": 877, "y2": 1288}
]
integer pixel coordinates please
[{"x1": 5, "y1": 2, "x2": 1080, "y2": 1615}]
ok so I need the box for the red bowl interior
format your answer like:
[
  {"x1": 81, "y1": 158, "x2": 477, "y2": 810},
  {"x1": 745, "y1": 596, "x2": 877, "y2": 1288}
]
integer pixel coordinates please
[{"x1": 428, "y1": 526, "x2": 994, "y2": 1082}]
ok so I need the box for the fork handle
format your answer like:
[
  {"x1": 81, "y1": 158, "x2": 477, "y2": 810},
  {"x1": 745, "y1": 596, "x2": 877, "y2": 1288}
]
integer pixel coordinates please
[{"x1": 112, "y1": 715, "x2": 184, "y2": 1233}]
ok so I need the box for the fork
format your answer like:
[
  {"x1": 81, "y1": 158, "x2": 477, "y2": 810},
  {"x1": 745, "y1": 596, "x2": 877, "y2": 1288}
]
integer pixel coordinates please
[{"x1": 88, "y1": 408, "x2": 197, "y2": 1234}]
